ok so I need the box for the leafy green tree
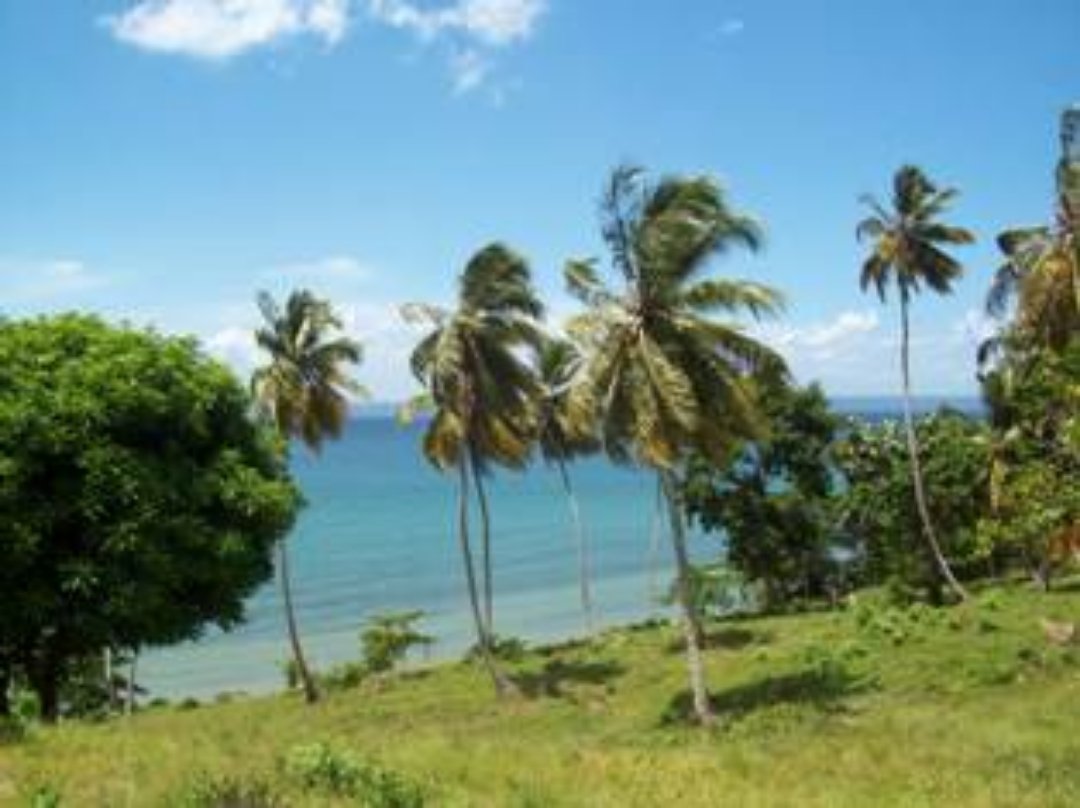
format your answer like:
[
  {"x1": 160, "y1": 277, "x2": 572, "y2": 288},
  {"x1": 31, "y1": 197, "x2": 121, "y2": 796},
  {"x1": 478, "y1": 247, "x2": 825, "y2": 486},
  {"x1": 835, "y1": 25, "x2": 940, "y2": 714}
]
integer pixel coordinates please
[
  {"x1": 682, "y1": 381, "x2": 843, "y2": 610},
  {"x1": 856, "y1": 165, "x2": 975, "y2": 601},
  {"x1": 403, "y1": 243, "x2": 544, "y2": 695},
  {"x1": 565, "y1": 165, "x2": 783, "y2": 724},
  {"x1": 252, "y1": 289, "x2": 364, "y2": 704},
  {"x1": 536, "y1": 337, "x2": 600, "y2": 632},
  {"x1": 360, "y1": 611, "x2": 434, "y2": 674},
  {"x1": 0, "y1": 315, "x2": 298, "y2": 721},
  {"x1": 978, "y1": 338, "x2": 1080, "y2": 589},
  {"x1": 836, "y1": 412, "x2": 992, "y2": 603}
]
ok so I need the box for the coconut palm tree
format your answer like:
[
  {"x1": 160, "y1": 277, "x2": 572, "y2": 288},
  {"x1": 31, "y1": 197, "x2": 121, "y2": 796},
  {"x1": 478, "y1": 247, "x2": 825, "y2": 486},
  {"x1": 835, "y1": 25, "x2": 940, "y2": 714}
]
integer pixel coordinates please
[
  {"x1": 856, "y1": 165, "x2": 975, "y2": 602},
  {"x1": 565, "y1": 165, "x2": 784, "y2": 725},
  {"x1": 252, "y1": 289, "x2": 364, "y2": 704},
  {"x1": 536, "y1": 336, "x2": 600, "y2": 632},
  {"x1": 402, "y1": 243, "x2": 544, "y2": 696}
]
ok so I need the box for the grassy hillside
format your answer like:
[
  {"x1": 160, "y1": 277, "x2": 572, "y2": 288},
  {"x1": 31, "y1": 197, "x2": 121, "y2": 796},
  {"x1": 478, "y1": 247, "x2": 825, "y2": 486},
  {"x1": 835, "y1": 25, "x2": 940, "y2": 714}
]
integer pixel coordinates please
[{"x1": 2, "y1": 581, "x2": 1079, "y2": 807}]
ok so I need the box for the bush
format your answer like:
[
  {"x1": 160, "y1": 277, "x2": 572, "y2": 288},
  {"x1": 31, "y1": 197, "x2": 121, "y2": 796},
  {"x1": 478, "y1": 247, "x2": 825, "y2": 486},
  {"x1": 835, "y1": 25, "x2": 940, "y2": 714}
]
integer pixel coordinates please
[
  {"x1": 284, "y1": 742, "x2": 425, "y2": 807},
  {"x1": 360, "y1": 611, "x2": 433, "y2": 675},
  {"x1": 465, "y1": 634, "x2": 527, "y2": 663}
]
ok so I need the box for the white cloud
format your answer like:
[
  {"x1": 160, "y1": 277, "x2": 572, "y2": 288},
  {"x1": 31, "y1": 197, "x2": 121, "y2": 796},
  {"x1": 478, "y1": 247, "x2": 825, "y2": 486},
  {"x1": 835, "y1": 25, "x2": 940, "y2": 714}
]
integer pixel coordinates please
[
  {"x1": 367, "y1": 0, "x2": 546, "y2": 46},
  {"x1": 758, "y1": 309, "x2": 880, "y2": 360},
  {"x1": 269, "y1": 255, "x2": 373, "y2": 283},
  {"x1": 368, "y1": 0, "x2": 546, "y2": 94},
  {"x1": 206, "y1": 325, "x2": 261, "y2": 371},
  {"x1": 104, "y1": 0, "x2": 350, "y2": 60},
  {"x1": 0, "y1": 259, "x2": 107, "y2": 303}
]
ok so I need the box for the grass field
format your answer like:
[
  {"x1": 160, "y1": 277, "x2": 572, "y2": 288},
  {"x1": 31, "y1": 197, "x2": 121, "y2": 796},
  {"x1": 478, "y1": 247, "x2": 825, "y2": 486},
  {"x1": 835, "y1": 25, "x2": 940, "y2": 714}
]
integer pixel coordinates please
[{"x1": 2, "y1": 580, "x2": 1079, "y2": 806}]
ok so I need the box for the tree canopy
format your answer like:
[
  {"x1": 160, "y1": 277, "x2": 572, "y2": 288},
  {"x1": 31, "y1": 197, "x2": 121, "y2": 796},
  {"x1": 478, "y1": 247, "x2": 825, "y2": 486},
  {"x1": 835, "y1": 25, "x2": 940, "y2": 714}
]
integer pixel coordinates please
[{"x1": 0, "y1": 315, "x2": 300, "y2": 720}]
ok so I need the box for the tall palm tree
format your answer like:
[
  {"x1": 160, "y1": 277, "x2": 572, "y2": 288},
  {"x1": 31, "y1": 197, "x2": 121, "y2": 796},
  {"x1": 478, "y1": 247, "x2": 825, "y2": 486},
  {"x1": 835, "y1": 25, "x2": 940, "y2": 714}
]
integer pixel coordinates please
[
  {"x1": 856, "y1": 165, "x2": 975, "y2": 602},
  {"x1": 536, "y1": 337, "x2": 600, "y2": 632},
  {"x1": 252, "y1": 289, "x2": 364, "y2": 704},
  {"x1": 402, "y1": 243, "x2": 544, "y2": 696},
  {"x1": 565, "y1": 165, "x2": 784, "y2": 725}
]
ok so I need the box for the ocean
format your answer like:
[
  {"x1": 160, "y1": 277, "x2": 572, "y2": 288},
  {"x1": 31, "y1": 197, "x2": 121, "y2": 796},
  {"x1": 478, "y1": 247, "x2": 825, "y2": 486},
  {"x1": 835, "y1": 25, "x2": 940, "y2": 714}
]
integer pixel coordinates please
[{"x1": 139, "y1": 396, "x2": 983, "y2": 699}]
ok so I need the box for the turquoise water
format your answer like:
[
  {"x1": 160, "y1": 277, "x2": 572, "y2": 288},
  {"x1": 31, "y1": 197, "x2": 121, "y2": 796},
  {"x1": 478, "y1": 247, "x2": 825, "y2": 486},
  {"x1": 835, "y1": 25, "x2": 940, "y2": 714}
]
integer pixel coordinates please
[
  {"x1": 140, "y1": 418, "x2": 694, "y2": 698},
  {"x1": 140, "y1": 397, "x2": 983, "y2": 698}
]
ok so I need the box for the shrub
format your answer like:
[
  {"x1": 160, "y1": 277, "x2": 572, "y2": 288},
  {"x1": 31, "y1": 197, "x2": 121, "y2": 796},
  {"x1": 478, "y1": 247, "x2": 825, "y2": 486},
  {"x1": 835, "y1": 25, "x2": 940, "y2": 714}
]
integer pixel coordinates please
[
  {"x1": 285, "y1": 742, "x2": 425, "y2": 807},
  {"x1": 360, "y1": 611, "x2": 433, "y2": 675}
]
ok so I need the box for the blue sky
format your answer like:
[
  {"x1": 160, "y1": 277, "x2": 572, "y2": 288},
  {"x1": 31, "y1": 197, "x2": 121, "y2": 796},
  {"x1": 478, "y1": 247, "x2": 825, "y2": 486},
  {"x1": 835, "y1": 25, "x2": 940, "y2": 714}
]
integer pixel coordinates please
[{"x1": 1, "y1": 1, "x2": 1077, "y2": 400}]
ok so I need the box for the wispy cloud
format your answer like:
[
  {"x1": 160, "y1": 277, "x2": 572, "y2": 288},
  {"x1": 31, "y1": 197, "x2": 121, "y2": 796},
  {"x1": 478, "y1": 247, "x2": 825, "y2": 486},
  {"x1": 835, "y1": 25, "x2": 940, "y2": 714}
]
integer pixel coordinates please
[
  {"x1": 0, "y1": 259, "x2": 108, "y2": 303},
  {"x1": 449, "y1": 47, "x2": 491, "y2": 94},
  {"x1": 103, "y1": 0, "x2": 547, "y2": 94},
  {"x1": 367, "y1": 0, "x2": 547, "y2": 96},
  {"x1": 367, "y1": 0, "x2": 546, "y2": 46},
  {"x1": 104, "y1": 0, "x2": 350, "y2": 60},
  {"x1": 758, "y1": 309, "x2": 880, "y2": 360},
  {"x1": 267, "y1": 254, "x2": 373, "y2": 284}
]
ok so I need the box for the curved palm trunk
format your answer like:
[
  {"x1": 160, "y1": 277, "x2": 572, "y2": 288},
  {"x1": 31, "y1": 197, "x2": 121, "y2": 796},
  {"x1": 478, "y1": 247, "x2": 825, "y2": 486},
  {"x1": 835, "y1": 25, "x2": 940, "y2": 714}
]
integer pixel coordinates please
[
  {"x1": 469, "y1": 448, "x2": 495, "y2": 635},
  {"x1": 458, "y1": 456, "x2": 514, "y2": 696},
  {"x1": 899, "y1": 298, "x2": 969, "y2": 602},
  {"x1": 660, "y1": 469, "x2": 715, "y2": 726},
  {"x1": 279, "y1": 539, "x2": 320, "y2": 704},
  {"x1": 555, "y1": 456, "x2": 595, "y2": 633}
]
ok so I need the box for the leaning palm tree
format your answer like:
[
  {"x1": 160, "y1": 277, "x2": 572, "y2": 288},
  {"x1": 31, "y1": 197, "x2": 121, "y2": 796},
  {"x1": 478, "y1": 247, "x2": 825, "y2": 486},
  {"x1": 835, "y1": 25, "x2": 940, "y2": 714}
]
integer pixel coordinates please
[
  {"x1": 402, "y1": 243, "x2": 544, "y2": 696},
  {"x1": 252, "y1": 289, "x2": 364, "y2": 704},
  {"x1": 565, "y1": 165, "x2": 784, "y2": 725},
  {"x1": 536, "y1": 336, "x2": 600, "y2": 632},
  {"x1": 856, "y1": 165, "x2": 975, "y2": 602}
]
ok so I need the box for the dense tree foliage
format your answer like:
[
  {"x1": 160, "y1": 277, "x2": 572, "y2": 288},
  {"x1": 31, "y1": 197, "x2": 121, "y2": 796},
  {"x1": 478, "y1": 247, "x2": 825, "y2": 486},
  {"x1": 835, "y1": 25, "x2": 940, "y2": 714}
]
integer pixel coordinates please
[
  {"x1": 979, "y1": 338, "x2": 1080, "y2": 588},
  {"x1": 681, "y1": 381, "x2": 842, "y2": 610},
  {"x1": 0, "y1": 315, "x2": 299, "y2": 720},
  {"x1": 835, "y1": 412, "x2": 992, "y2": 603}
]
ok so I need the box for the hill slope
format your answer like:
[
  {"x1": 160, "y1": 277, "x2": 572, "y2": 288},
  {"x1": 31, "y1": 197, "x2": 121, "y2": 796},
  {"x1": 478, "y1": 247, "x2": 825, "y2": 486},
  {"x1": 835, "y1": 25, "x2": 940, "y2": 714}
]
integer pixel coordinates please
[{"x1": 2, "y1": 581, "x2": 1079, "y2": 806}]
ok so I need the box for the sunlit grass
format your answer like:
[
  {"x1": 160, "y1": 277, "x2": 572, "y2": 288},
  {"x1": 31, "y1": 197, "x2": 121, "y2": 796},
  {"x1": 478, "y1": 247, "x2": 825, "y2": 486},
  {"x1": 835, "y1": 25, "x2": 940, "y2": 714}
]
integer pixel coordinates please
[{"x1": 2, "y1": 579, "x2": 1078, "y2": 806}]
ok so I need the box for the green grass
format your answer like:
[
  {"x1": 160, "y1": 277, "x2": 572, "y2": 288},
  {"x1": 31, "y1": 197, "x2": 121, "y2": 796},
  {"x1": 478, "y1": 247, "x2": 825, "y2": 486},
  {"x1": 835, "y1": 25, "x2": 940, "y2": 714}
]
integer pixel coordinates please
[{"x1": 2, "y1": 580, "x2": 1079, "y2": 806}]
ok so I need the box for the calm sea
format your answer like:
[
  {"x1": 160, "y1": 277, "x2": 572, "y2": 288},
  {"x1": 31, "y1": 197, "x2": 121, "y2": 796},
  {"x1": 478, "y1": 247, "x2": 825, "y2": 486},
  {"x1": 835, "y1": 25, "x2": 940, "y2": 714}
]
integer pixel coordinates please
[{"x1": 139, "y1": 396, "x2": 983, "y2": 698}]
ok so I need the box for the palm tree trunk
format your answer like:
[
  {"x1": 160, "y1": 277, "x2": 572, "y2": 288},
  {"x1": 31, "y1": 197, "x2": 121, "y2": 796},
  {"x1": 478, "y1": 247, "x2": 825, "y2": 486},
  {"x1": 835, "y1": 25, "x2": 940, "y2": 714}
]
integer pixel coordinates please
[
  {"x1": 660, "y1": 469, "x2": 715, "y2": 727},
  {"x1": 469, "y1": 448, "x2": 495, "y2": 636},
  {"x1": 899, "y1": 297, "x2": 969, "y2": 602},
  {"x1": 555, "y1": 456, "x2": 595, "y2": 633},
  {"x1": 279, "y1": 539, "x2": 320, "y2": 704},
  {"x1": 458, "y1": 456, "x2": 514, "y2": 696}
]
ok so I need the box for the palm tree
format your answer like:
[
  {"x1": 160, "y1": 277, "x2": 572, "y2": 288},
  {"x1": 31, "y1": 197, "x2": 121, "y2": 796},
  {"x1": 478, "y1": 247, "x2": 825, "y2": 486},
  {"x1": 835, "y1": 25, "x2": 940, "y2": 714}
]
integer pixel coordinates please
[
  {"x1": 252, "y1": 289, "x2": 364, "y2": 704},
  {"x1": 536, "y1": 337, "x2": 600, "y2": 632},
  {"x1": 402, "y1": 243, "x2": 544, "y2": 696},
  {"x1": 985, "y1": 111, "x2": 1079, "y2": 355},
  {"x1": 856, "y1": 165, "x2": 975, "y2": 602},
  {"x1": 565, "y1": 165, "x2": 784, "y2": 725}
]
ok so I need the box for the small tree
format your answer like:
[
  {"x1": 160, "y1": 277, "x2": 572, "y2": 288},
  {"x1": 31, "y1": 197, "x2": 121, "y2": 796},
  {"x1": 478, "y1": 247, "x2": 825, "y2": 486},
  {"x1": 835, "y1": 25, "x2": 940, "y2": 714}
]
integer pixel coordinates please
[
  {"x1": 836, "y1": 411, "x2": 992, "y2": 603},
  {"x1": 681, "y1": 381, "x2": 843, "y2": 610},
  {"x1": 0, "y1": 315, "x2": 299, "y2": 722},
  {"x1": 360, "y1": 611, "x2": 434, "y2": 674}
]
